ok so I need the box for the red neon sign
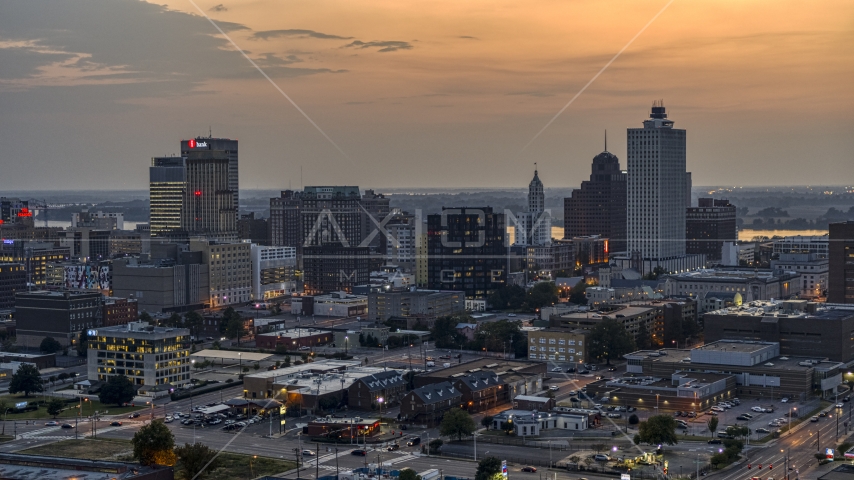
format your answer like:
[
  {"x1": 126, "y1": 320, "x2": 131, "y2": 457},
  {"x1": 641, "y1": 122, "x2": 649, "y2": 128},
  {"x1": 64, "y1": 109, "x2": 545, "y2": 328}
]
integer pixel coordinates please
[
  {"x1": 17, "y1": 208, "x2": 32, "y2": 217},
  {"x1": 188, "y1": 139, "x2": 196, "y2": 148}
]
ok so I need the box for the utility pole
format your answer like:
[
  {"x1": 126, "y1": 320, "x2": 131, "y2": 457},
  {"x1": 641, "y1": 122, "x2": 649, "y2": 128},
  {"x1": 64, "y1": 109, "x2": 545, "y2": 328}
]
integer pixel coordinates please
[{"x1": 316, "y1": 442, "x2": 319, "y2": 480}]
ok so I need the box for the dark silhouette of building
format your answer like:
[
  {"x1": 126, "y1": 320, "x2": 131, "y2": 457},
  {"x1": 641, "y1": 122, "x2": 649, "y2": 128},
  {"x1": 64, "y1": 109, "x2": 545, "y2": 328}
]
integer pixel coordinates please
[
  {"x1": 686, "y1": 198, "x2": 737, "y2": 263},
  {"x1": 238, "y1": 212, "x2": 268, "y2": 245},
  {"x1": 302, "y1": 244, "x2": 371, "y2": 294},
  {"x1": 427, "y1": 207, "x2": 506, "y2": 299},
  {"x1": 829, "y1": 221, "x2": 854, "y2": 304},
  {"x1": 0, "y1": 263, "x2": 25, "y2": 309},
  {"x1": 15, "y1": 290, "x2": 103, "y2": 348},
  {"x1": 563, "y1": 149, "x2": 627, "y2": 253}
]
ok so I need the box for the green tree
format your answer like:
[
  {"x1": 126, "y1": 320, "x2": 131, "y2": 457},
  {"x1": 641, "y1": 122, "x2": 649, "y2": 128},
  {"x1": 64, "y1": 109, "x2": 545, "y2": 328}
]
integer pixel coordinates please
[
  {"x1": 253, "y1": 362, "x2": 260, "y2": 371},
  {"x1": 629, "y1": 414, "x2": 639, "y2": 425},
  {"x1": 635, "y1": 322, "x2": 652, "y2": 350},
  {"x1": 475, "y1": 456, "x2": 503, "y2": 480},
  {"x1": 527, "y1": 282, "x2": 559, "y2": 309},
  {"x1": 587, "y1": 318, "x2": 636, "y2": 364},
  {"x1": 637, "y1": 415, "x2": 679, "y2": 446},
  {"x1": 98, "y1": 375, "x2": 136, "y2": 406},
  {"x1": 398, "y1": 469, "x2": 421, "y2": 480},
  {"x1": 224, "y1": 314, "x2": 246, "y2": 345},
  {"x1": 487, "y1": 285, "x2": 526, "y2": 311},
  {"x1": 707, "y1": 417, "x2": 719, "y2": 437},
  {"x1": 439, "y1": 407, "x2": 476, "y2": 441},
  {"x1": 57, "y1": 372, "x2": 69, "y2": 383},
  {"x1": 568, "y1": 281, "x2": 590, "y2": 305},
  {"x1": 46, "y1": 398, "x2": 65, "y2": 418},
  {"x1": 164, "y1": 312, "x2": 184, "y2": 328},
  {"x1": 175, "y1": 442, "x2": 219, "y2": 480},
  {"x1": 9, "y1": 363, "x2": 43, "y2": 397},
  {"x1": 183, "y1": 311, "x2": 204, "y2": 340},
  {"x1": 481, "y1": 415, "x2": 494, "y2": 430},
  {"x1": 642, "y1": 266, "x2": 666, "y2": 281},
  {"x1": 283, "y1": 355, "x2": 292, "y2": 367},
  {"x1": 133, "y1": 420, "x2": 176, "y2": 466},
  {"x1": 77, "y1": 329, "x2": 89, "y2": 357},
  {"x1": 139, "y1": 311, "x2": 153, "y2": 324},
  {"x1": 40, "y1": 336, "x2": 63, "y2": 354}
]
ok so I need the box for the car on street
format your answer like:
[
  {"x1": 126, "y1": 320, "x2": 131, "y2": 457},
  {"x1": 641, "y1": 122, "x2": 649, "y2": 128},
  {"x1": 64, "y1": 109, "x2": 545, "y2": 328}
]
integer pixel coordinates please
[
  {"x1": 781, "y1": 397, "x2": 789, "y2": 403},
  {"x1": 737, "y1": 415, "x2": 752, "y2": 421},
  {"x1": 565, "y1": 367, "x2": 576, "y2": 373},
  {"x1": 593, "y1": 404, "x2": 602, "y2": 409},
  {"x1": 110, "y1": 421, "x2": 123, "y2": 426},
  {"x1": 45, "y1": 421, "x2": 59, "y2": 426},
  {"x1": 128, "y1": 413, "x2": 140, "y2": 419},
  {"x1": 607, "y1": 413, "x2": 621, "y2": 418},
  {"x1": 439, "y1": 355, "x2": 451, "y2": 360},
  {"x1": 521, "y1": 467, "x2": 537, "y2": 472},
  {"x1": 811, "y1": 416, "x2": 820, "y2": 422},
  {"x1": 708, "y1": 439, "x2": 722, "y2": 444},
  {"x1": 549, "y1": 385, "x2": 559, "y2": 391},
  {"x1": 351, "y1": 449, "x2": 368, "y2": 456},
  {"x1": 302, "y1": 450, "x2": 315, "y2": 456},
  {"x1": 705, "y1": 411, "x2": 718, "y2": 416},
  {"x1": 593, "y1": 454, "x2": 611, "y2": 462},
  {"x1": 579, "y1": 369, "x2": 590, "y2": 374},
  {"x1": 751, "y1": 406, "x2": 765, "y2": 413},
  {"x1": 755, "y1": 428, "x2": 771, "y2": 434},
  {"x1": 711, "y1": 406, "x2": 725, "y2": 412},
  {"x1": 551, "y1": 367, "x2": 562, "y2": 372},
  {"x1": 61, "y1": 423, "x2": 73, "y2": 429},
  {"x1": 298, "y1": 346, "x2": 310, "y2": 351},
  {"x1": 407, "y1": 437, "x2": 421, "y2": 446},
  {"x1": 387, "y1": 444, "x2": 400, "y2": 451},
  {"x1": 837, "y1": 403, "x2": 845, "y2": 409},
  {"x1": 820, "y1": 411, "x2": 828, "y2": 417}
]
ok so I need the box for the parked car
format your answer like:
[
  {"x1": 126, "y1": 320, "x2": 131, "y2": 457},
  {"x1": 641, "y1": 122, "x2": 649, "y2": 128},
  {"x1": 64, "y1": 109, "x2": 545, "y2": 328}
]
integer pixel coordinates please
[
  {"x1": 811, "y1": 416, "x2": 820, "y2": 422},
  {"x1": 521, "y1": 467, "x2": 537, "y2": 472},
  {"x1": 579, "y1": 369, "x2": 590, "y2": 374},
  {"x1": 298, "y1": 346, "x2": 310, "y2": 351},
  {"x1": 751, "y1": 406, "x2": 765, "y2": 413},
  {"x1": 439, "y1": 355, "x2": 451, "y2": 360},
  {"x1": 45, "y1": 421, "x2": 59, "y2": 426},
  {"x1": 549, "y1": 385, "x2": 559, "y2": 391},
  {"x1": 711, "y1": 406, "x2": 725, "y2": 412},
  {"x1": 781, "y1": 398, "x2": 789, "y2": 403},
  {"x1": 129, "y1": 413, "x2": 140, "y2": 419},
  {"x1": 737, "y1": 415, "x2": 752, "y2": 421},
  {"x1": 565, "y1": 367, "x2": 576, "y2": 373},
  {"x1": 755, "y1": 428, "x2": 771, "y2": 434},
  {"x1": 302, "y1": 450, "x2": 315, "y2": 457},
  {"x1": 61, "y1": 423, "x2": 73, "y2": 429},
  {"x1": 607, "y1": 413, "x2": 621, "y2": 418},
  {"x1": 165, "y1": 417, "x2": 174, "y2": 423},
  {"x1": 593, "y1": 454, "x2": 611, "y2": 462},
  {"x1": 551, "y1": 367, "x2": 562, "y2": 372},
  {"x1": 110, "y1": 421, "x2": 123, "y2": 426},
  {"x1": 708, "y1": 439, "x2": 722, "y2": 444}
]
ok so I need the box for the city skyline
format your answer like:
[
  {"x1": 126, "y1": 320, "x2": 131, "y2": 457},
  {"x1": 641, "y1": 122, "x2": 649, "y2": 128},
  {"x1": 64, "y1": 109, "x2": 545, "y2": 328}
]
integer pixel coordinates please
[{"x1": 1, "y1": 0, "x2": 852, "y2": 191}]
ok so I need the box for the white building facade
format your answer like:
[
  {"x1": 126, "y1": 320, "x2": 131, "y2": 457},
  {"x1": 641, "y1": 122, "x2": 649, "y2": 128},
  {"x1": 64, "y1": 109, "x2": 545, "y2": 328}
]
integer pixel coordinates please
[{"x1": 250, "y1": 244, "x2": 297, "y2": 300}]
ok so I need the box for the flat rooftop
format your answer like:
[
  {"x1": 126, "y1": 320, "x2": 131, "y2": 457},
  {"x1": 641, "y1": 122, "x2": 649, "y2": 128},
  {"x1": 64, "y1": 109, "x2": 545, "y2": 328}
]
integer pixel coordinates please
[
  {"x1": 559, "y1": 304, "x2": 656, "y2": 319},
  {"x1": 192, "y1": 350, "x2": 271, "y2": 362},
  {"x1": 258, "y1": 327, "x2": 330, "y2": 338},
  {"x1": 694, "y1": 340, "x2": 777, "y2": 354},
  {"x1": 430, "y1": 358, "x2": 540, "y2": 378},
  {"x1": 627, "y1": 348, "x2": 816, "y2": 371},
  {"x1": 275, "y1": 366, "x2": 395, "y2": 395},
  {"x1": 245, "y1": 359, "x2": 361, "y2": 380},
  {"x1": 707, "y1": 300, "x2": 854, "y2": 320}
]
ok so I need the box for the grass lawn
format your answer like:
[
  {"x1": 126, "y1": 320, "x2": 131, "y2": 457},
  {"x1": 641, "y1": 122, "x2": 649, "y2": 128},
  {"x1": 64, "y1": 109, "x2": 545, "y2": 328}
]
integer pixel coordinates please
[
  {"x1": 0, "y1": 394, "x2": 144, "y2": 420},
  {"x1": 181, "y1": 453, "x2": 296, "y2": 480},
  {"x1": 19, "y1": 438, "x2": 134, "y2": 461}
]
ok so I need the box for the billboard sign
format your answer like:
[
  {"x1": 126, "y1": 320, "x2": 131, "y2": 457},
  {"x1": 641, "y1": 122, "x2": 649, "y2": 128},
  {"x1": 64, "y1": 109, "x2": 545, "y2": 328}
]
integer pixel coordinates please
[{"x1": 64, "y1": 265, "x2": 110, "y2": 290}]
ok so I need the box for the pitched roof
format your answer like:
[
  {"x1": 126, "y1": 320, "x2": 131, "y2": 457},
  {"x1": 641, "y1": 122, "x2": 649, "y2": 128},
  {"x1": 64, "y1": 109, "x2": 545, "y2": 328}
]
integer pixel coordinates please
[
  {"x1": 355, "y1": 370, "x2": 406, "y2": 392},
  {"x1": 455, "y1": 370, "x2": 501, "y2": 392},
  {"x1": 409, "y1": 381, "x2": 460, "y2": 405}
]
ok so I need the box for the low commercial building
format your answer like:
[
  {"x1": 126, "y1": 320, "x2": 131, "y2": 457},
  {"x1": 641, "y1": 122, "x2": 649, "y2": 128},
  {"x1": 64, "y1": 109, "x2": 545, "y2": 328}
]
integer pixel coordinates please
[
  {"x1": 401, "y1": 381, "x2": 463, "y2": 426},
  {"x1": 415, "y1": 358, "x2": 547, "y2": 401},
  {"x1": 367, "y1": 289, "x2": 464, "y2": 326},
  {"x1": 242, "y1": 360, "x2": 361, "y2": 399},
  {"x1": 491, "y1": 409, "x2": 588, "y2": 437},
  {"x1": 662, "y1": 268, "x2": 799, "y2": 302},
  {"x1": 453, "y1": 370, "x2": 504, "y2": 413},
  {"x1": 585, "y1": 371, "x2": 736, "y2": 413},
  {"x1": 292, "y1": 292, "x2": 367, "y2": 318},
  {"x1": 526, "y1": 328, "x2": 587, "y2": 363},
  {"x1": 306, "y1": 416, "x2": 381, "y2": 439},
  {"x1": 704, "y1": 300, "x2": 854, "y2": 363},
  {"x1": 771, "y1": 253, "x2": 828, "y2": 299},
  {"x1": 624, "y1": 340, "x2": 821, "y2": 402},
  {"x1": 103, "y1": 296, "x2": 138, "y2": 327},
  {"x1": 112, "y1": 254, "x2": 209, "y2": 314},
  {"x1": 513, "y1": 394, "x2": 555, "y2": 411},
  {"x1": 87, "y1": 321, "x2": 191, "y2": 395},
  {"x1": 255, "y1": 328, "x2": 332, "y2": 350},
  {"x1": 15, "y1": 290, "x2": 103, "y2": 348}
]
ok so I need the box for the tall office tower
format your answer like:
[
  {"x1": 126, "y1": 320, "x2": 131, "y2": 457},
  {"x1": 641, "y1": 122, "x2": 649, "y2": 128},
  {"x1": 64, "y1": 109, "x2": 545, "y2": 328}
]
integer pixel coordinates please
[
  {"x1": 564, "y1": 147, "x2": 627, "y2": 253},
  {"x1": 828, "y1": 221, "x2": 854, "y2": 304},
  {"x1": 427, "y1": 207, "x2": 507, "y2": 299},
  {"x1": 514, "y1": 167, "x2": 551, "y2": 246},
  {"x1": 182, "y1": 149, "x2": 237, "y2": 241},
  {"x1": 268, "y1": 186, "x2": 391, "y2": 252},
  {"x1": 181, "y1": 137, "x2": 239, "y2": 223},
  {"x1": 627, "y1": 102, "x2": 690, "y2": 263},
  {"x1": 686, "y1": 198, "x2": 737, "y2": 263},
  {"x1": 149, "y1": 157, "x2": 186, "y2": 237}
]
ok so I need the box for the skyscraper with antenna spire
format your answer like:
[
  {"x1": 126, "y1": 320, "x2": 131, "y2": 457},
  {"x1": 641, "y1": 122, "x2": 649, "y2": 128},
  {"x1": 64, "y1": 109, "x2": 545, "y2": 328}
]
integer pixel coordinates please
[{"x1": 514, "y1": 165, "x2": 550, "y2": 246}]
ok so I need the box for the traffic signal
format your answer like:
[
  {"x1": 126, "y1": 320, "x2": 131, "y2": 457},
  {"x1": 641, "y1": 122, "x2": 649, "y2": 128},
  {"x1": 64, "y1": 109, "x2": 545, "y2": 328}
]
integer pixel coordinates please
[
  {"x1": 769, "y1": 464, "x2": 773, "y2": 470},
  {"x1": 759, "y1": 464, "x2": 763, "y2": 469},
  {"x1": 748, "y1": 464, "x2": 752, "y2": 469}
]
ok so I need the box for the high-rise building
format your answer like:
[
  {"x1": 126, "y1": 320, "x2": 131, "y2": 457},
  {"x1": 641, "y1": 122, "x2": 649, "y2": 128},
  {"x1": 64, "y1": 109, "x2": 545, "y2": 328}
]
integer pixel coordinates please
[
  {"x1": 0, "y1": 197, "x2": 33, "y2": 227},
  {"x1": 563, "y1": 148, "x2": 627, "y2": 253},
  {"x1": 515, "y1": 167, "x2": 550, "y2": 247},
  {"x1": 0, "y1": 240, "x2": 70, "y2": 286},
  {"x1": 182, "y1": 150, "x2": 236, "y2": 241},
  {"x1": 149, "y1": 156, "x2": 186, "y2": 237},
  {"x1": 190, "y1": 239, "x2": 251, "y2": 306},
  {"x1": 302, "y1": 244, "x2": 371, "y2": 294},
  {"x1": 268, "y1": 186, "x2": 390, "y2": 252},
  {"x1": 626, "y1": 102, "x2": 693, "y2": 271},
  {"x1": 685, "y1": 198, "x2": 737, "y2": 263},
  {"x1": 426, "y1": 207, "x2": 507, "y2": 299},
  {"x1": 180, "y1": 137, "x2": 239, "y2": 223},
  {"x1": 0, "y1": 263, "x2": 26, "y2": 309},
  {"x1": 238, "y1": 212, "x2": 268, "y2": 245},
  {"x1": 829, "y1": 222, "x2": 854, "y2": 304}
]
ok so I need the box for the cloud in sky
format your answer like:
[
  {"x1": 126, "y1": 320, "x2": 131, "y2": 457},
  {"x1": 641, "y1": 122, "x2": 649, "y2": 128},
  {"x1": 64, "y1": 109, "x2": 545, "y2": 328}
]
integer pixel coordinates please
[
  {"x1": 344, "y1": 40, "x2": 413, "y2": 52},
  {"x1": 252, "y1": 29, "x2": 352, "y2": 40},
  {"x1": 210, "y1": 3, "x2": 227, "y2": 12}
]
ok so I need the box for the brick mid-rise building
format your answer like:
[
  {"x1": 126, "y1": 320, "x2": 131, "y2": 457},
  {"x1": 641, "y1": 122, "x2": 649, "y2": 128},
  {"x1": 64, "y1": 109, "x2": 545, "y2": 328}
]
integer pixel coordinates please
[
  {"x1": 0, "y1": 263, "x2": 26, "y2": 309},
  {"x1": 103, "y1": 297, "x2": 139, "y2": 327}
]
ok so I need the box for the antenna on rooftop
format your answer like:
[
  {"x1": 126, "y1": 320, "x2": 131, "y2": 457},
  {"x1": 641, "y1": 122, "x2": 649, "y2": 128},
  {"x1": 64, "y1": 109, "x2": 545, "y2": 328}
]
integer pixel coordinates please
[{"x1": 604, "y1": 130, "x2": 607, "y2": 152}]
